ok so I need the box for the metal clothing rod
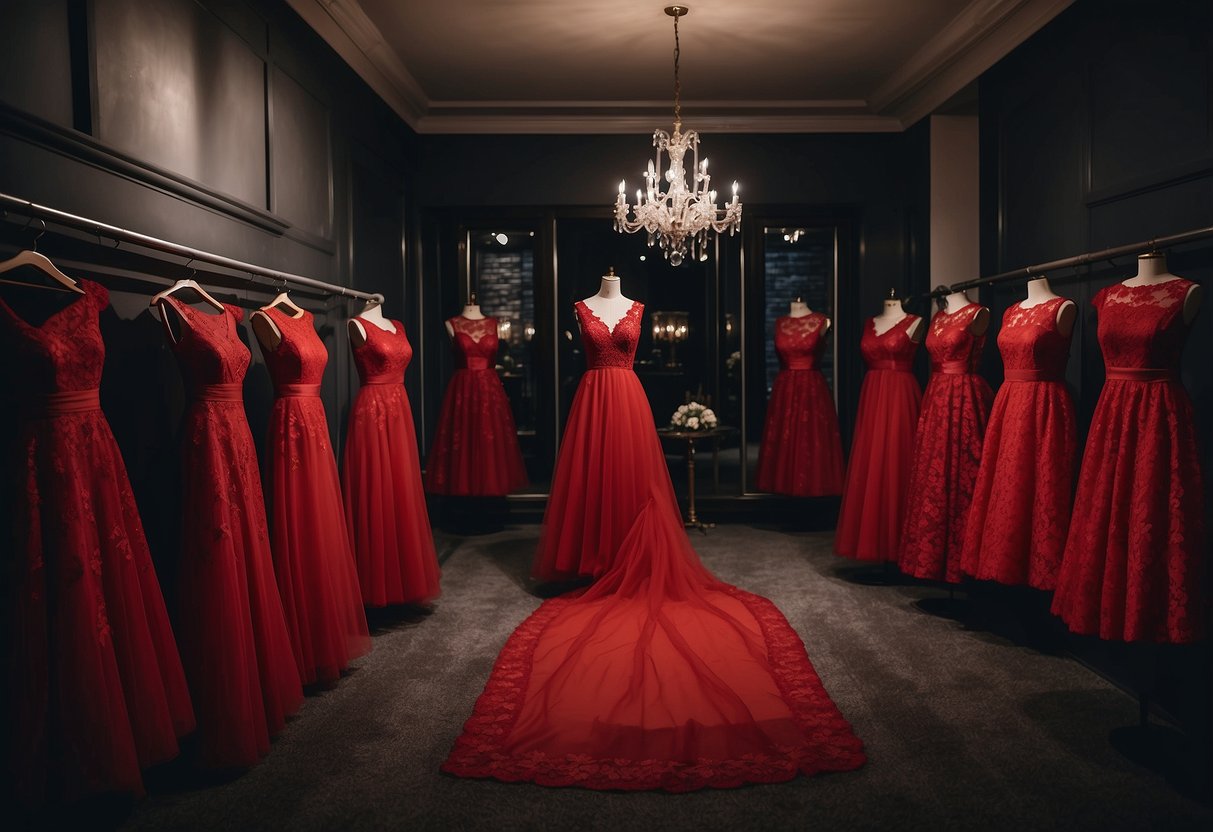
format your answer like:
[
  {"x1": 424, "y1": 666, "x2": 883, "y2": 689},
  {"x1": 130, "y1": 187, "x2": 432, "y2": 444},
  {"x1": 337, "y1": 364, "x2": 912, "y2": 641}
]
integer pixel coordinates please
[
  {"x1": 0, "y1": 191, "x2": 384, "y2": 304},
  {"x1": 945, "y1": 224, "x2": 1213, "y2": 295}
]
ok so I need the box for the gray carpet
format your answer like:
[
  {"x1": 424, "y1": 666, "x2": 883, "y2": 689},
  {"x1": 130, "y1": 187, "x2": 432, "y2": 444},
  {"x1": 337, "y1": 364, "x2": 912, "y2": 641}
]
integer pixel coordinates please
[{"x1": 116, "y1": 526, "x2": 1211, "y2": 832}]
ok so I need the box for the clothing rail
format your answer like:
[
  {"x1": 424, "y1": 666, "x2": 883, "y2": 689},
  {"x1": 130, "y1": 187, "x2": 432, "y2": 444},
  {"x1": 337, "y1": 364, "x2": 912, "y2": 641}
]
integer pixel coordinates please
[
  {"x1": 943, "y1": 224, "x2": 1213, "y2": 295},
  {"x1": 0, "y1": 191, "x2": 384, "y2": 304}
]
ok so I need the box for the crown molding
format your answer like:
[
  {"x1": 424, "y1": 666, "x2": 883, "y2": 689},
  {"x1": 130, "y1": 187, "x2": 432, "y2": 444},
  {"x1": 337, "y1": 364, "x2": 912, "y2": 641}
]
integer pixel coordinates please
[
  {"x1": 289, "y1": 0, "x2": 1074, "y2": 135},
  {"x1": 871, "y1": 0, "x2": 1075, "y2": 126}
]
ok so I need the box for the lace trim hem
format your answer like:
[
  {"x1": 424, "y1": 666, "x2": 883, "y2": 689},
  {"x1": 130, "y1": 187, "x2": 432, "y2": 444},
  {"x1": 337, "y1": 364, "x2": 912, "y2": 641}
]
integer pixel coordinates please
[{"x1": 440, "y1": 587, "x2": 866, "y2": 791}]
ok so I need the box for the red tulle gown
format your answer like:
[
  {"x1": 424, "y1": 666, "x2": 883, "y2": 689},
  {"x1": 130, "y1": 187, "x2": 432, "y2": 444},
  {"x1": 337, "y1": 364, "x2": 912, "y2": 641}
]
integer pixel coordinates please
[
  {"x1": 259, "y1": 306, "x2": 370, "y2": 683},
  {"x1": 445, "y1": 299, "x2": 865, "y2": 791},
  {"x1": 754, "y1": 312, "x2": 844, "y2": 496},
  {"x1": 156, "y1": 295, "x2": 302, "y2": 768},
  {"x1": 834, "y1": 315, "x2": 923, "y2": 561},
  {"x1": 899, "y1": 303, "x2": 993, "y2": 583},
  {"x1": 341, "y1": 318, "x2": 440, "y2": 607},
  {"x1": 1, "y1": 280, "x2": 193, "y2": 804},
  {"x1": 425, "y1": 315, "x2": 527, "y2": 495},
  {"x1": 962, "y1": 298, "x2": 1076, "y2": 589},
  {"x1": 1052, "y1": 279, "x2": 1206, "y2": 643}
]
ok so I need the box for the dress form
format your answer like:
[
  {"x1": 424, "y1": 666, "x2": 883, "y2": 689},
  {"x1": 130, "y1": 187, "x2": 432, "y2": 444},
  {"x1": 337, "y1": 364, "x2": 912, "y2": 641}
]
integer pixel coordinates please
[
  {"x1": 943, "y1": 290, "x2": 990, "y2": 336},
  {"x1": 788, "y1": 295, "x2": 830, "y2": 332},
  {"x1": 874, "y1": 294, "x2": 923, "y2": 341},
  {"x1": 445, "y1": 292, "x2": 485, "y2": 338},
  {"x1": 1021, "y1": 277, "x2": 1077, "y2": 336},
  {"x1": 580, "y1": 268, "x2": 634, "y2": 332},
  {"x1": 348, "y1": 297, "x2": 393, "y2": 348},
  {"x1": 251, "y1": 292, "x2": 307, "y2": 353},
  {"x1": 1124, "y1": 253, "x2": 1202, "y2": 324}
]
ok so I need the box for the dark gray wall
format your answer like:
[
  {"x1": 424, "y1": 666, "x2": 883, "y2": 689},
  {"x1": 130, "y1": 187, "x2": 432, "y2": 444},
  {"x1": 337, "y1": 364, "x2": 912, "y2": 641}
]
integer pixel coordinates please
[{"x1": 978, "y1": 0, "x2": 1212, "y2": 742}]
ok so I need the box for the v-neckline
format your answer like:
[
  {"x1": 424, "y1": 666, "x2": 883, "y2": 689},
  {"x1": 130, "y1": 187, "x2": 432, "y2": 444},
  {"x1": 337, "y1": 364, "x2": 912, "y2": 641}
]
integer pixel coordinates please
[{"x1": 580, "y1": 299, "x2": 638, "y2": 336}]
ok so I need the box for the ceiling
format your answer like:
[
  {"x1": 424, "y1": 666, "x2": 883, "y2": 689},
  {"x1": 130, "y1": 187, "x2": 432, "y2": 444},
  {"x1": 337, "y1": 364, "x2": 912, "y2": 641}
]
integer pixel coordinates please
[{"x1": 287, "y1": 0, "x2": 1073, "y2": 134}]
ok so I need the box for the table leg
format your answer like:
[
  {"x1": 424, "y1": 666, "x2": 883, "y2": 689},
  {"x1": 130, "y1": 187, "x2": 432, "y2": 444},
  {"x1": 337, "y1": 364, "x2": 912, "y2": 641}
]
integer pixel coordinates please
[{"x1": 684, "y1": 437, "x2": 712, "y2": 533}]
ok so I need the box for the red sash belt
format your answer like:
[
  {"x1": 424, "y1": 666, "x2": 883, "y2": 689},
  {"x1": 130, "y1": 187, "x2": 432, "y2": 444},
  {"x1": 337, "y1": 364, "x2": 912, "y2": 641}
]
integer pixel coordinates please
[
  {"x1": 195, "y1": 383, "x2": 243, "y2": 402},
  {"x1": 932, "y1": 360, "x2": 971, "y2": 375},
  {"x1": 459, "y1": 357, "x2": 491, "y2": 370},
  {"x1": 1105, "y1": 367, "x2": 1177, "y2": 382},
  {"x1": 1004, "y1": 368, "x2": 1064, "y2": 382},
  {"x1": 362, "y1": 374, "x2": 402, "y2": 386},
  {"x1": 36, "y1": 388, "x2": 101, "y2": 415},
  {"x1": 868, "y1": 360, "x2": 912, "y2": 372},
  {"x1": 276, "y1": 383, "x2": 321, "y2": 398},
  {"x1": 782, "y1": 359, "x2": 818, "y2": 370}
]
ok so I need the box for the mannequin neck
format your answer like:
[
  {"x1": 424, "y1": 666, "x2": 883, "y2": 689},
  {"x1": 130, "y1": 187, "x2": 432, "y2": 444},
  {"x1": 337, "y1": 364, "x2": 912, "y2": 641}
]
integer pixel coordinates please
[
  {"x1": 788, "y1": 300, "x2": 811, "y2": 317},
  {"x1": 1022, "y1": 277, "x2": 1058, "y2": 306},
  {"x1": 598, "y1": 275, "x2": 622, "y2": 299},
  {"x1": 944, "y1": 291, "x2": 971, "y2": 313},
  {"x1": 1130, "y1": 253, "x2": 1172, "y2": 284},
  {"x1": 359, "y1": 301, "x2": 389, "y2": 326},
  {"x1": 461, "y1": 304, "x2": 484, "y2": 320},
  {"x1": 877, "y1": 299, "x2": 906, "y2": 319}
]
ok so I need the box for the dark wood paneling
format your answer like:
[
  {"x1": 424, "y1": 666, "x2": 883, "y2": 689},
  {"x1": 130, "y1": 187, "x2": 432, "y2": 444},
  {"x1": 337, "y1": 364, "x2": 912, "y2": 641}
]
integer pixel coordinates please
[
  {"x1": 270, "y1": 65, "x2": 331, "y2": 241},
  {"x1": 0, "y1": 0, "x2": 74, "y2": 127}
]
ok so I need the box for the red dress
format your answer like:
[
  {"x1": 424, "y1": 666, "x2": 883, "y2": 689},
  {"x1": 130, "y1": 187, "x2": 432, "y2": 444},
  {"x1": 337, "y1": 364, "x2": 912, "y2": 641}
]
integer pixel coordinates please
[
  {"x1": 446, "y1": 299, "x2": 865, "y2": 791},
  {"x1": 425, "y1": 316, "x2": 527, "y2": 495},
  {"x1": 341, "y1": 318, "x2": 440, "y2": 607},
  {"x1": 962, "y1": 298, "x2": 1076, "y2": 589},
  {"x1": 754, "y1": 313, "x2": 844, "y2": 496},
  {"x1": 156, "y1": 295, "x2": 302, "y2": 768},
  {"x1": 899, "y1": 303, "x2": 994, "y2": 583},
  {"x1": 1052, "y1": 279, "x2": 1206, "y2": 643},
  {"x1": 260, "y1": 306, "x2": 370, "y2": 684},
  {"x1": 1, "y1": 280, "x2": 193, "y2": 805},
  {"x1": 834, "y1": 315, "x2": 922, "y2": 561}
]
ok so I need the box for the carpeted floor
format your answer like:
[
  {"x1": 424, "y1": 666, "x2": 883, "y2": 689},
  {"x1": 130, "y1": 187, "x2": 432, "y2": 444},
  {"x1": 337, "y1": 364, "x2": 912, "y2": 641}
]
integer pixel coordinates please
[{"x1": 106, "y1": 525, "x2": 1210, "y2": 832}]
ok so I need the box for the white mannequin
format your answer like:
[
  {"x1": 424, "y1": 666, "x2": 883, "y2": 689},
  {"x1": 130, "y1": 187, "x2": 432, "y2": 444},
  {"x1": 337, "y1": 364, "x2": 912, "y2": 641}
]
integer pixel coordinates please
[
  {"x1": 1020, "y1": 276, "x2": 1077, "y2": 336},
  {"x1": 1123, "y1": 252, "x2": 1202, "y2": 324},
  {"x1": 873, "y1": 292, "x2": 924, "y2": 341},
  {"x1": 445, "y1": 291, "x2": 486, "y2": 338},
  {"x1": 788, "y1": 295, "x2": 830, "y2": 333},
  {"x1": 251, "y1": 291, "x2": 306, "y2": 352},
  {"x1": 942, "y1": 289, "x2": 990, "y2": 336},
  {"x1": 579, "y1": 267, "x2": 634, "y2": 332},
  {"x1": 348, "y1": 296, "x2": 393, "y2": 348}
]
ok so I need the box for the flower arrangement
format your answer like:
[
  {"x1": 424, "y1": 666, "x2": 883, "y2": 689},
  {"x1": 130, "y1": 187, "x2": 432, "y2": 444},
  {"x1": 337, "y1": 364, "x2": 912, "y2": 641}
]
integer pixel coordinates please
[{"x1": 670, "y1": 401, "x2": 718, "y2": 432}]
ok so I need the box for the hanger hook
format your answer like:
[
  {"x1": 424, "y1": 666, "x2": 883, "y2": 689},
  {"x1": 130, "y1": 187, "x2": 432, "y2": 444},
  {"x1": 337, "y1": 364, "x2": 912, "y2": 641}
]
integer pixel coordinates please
[
  {"x1": 184, "y1": 257, "x2": 197, "y2": 280},
  {"x1": 32, "y1": 218, "x2": 47, "y2": 252}
]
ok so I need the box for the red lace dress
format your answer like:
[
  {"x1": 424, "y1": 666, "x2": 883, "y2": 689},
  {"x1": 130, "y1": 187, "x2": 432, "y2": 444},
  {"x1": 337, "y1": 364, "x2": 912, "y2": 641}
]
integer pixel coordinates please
[
  {"x1": 156, "y1": 295, "x2": 301, "y2": 768},
  {"x1": 1052, "y1": 279, "x2": 1206, "y2": 643},
  {"x1": 446, "y1": 299, "x2": 865, "y2": 791},
  {"x1": 341, "y1": 318, "x2": 440, "y2": 607},
  {"x1": 962, "y1": 298, "x2": 1076, "y2": 589},
  {"x1": 834, "y1": 315, "x2": 922, "y2": 561},
  {"x1": 754, "y1": 313, "x2": 844, "y2": 496},
  {"x1": 898, "y1": 303, "x2": 994, "y2": 583},
  {"x1": 1, "y1": 280, "x2": 193, "y2": 805},
  {"x1": 425, "y1": 315, "x2": 528, "y2": 495},
  {"x1": 259, "y1": 306, "x2": 370, "y2": 683}
]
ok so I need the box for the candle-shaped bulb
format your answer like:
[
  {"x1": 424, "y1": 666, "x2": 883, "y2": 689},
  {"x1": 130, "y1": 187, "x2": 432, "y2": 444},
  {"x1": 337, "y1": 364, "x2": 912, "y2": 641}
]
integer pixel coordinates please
[
  {"x1": 619, "y1": 180, "x2": 626, "y2": 195},
  {"x1": 732, "y1": 181, "x2": 739, "y2": 196},
  {"x1": 710, "y1": 190, "x2": 717, "y2": 203},
  {"x1": 636, "y1": 189, "x2": 642, "y2": 205},
  {"x1": 701, "y1": 159, "x2": 708, "y2": 172}
]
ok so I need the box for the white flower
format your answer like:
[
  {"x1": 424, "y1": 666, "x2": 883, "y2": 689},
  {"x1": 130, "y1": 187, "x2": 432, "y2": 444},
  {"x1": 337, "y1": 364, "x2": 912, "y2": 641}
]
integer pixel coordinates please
[
  {"x1": 677, "y1": 404, "x2": 689, "y2": 414},
  {"x1": 686, "y1": 417, "x2": 699, "y2": 429}
]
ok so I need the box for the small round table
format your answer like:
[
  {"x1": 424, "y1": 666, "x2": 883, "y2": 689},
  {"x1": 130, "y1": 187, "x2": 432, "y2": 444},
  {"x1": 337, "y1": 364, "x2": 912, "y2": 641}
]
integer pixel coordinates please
[{"x1": 657, "y1": 427, "x2": 726, "y2": 533}]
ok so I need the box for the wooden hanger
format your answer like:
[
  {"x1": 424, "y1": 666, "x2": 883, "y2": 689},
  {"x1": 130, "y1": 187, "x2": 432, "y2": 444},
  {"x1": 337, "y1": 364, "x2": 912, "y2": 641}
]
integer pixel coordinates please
[
  {"x1": 0, "y1": 247, "x2": 85, "y2": 295},
  {"x1": 149, "y1": 276, "x2": 225, "y2": 311},
  {"x1": 262, "y1": 288, "x2": 306, "y2": 318}
]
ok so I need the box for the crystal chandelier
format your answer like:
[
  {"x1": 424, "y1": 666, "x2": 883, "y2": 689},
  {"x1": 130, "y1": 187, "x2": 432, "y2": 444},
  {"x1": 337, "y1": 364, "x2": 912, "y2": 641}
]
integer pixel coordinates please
[{"x1": 613, "y1": 5, "x2": 742, "y2": 267}]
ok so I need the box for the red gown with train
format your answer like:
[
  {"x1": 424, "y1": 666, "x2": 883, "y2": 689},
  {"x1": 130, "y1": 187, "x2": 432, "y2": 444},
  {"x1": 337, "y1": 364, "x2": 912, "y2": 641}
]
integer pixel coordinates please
[
  {"x1": 1, "y1": 280, "x2": 193, "y2": 804},
  {"x1": 754, "y1": 312, "x2": 844, "y2": 496},
  {"x1": 425, "y1": 315, "x2": 527, "y2": 496},
  {"x1": 445, "y1": 298, "x2": 865, "y2": 791},
  {"x1": 341, "y1": 317, "x2": 440, "y2": 607},
  {"x1": 156, "y1": 295, "x2": 302, "y2": 768},
  {"x1": 834, "y1": 314, "x2": 922, "y2": 561},
  {"x1": 1052, "y1": 279, "x2": 1206, "y2": 643},
  {"x1": 899, "y1": 303, "x2": 993, "y2": 583},
  {"x1": 259, "y1": 306, "x2": 370, "y2": 683},
  {"x1": 962, "y1": 297, "x2": 1076, "y2": 589}
]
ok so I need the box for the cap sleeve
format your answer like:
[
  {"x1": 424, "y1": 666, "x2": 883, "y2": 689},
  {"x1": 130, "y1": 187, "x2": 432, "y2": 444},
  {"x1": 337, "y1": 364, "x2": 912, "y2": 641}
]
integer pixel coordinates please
[
  {"x1": 229, "y1": 305, "x2": 245, "y2": 324},
  {"x1": 1091, "y1": 286, "x2": 1108, "y2": 310},
  {"x1": 86, "y1": 279, "x2": 110, "y2": 311}
]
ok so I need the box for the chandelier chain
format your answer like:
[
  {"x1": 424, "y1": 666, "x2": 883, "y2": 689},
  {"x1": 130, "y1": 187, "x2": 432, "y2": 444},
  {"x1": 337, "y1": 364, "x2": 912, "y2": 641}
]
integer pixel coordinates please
[{"x1": 673, "y1": 13, "x2": 681, "y2": 129}]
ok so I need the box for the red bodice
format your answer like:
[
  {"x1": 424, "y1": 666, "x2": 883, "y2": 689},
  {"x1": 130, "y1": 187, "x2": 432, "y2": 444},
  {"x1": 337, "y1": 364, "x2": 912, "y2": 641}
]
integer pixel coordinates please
[
  {"x1": 353, "y1": 319, "x2": 411, "y2": 385},
  {"x1": 260, "y1": 307, "x2": 326, "y2": 388},
  {"x1": 159, "y1": 296, "x2": 249, "y2": 388},
  {"x1": 0, "y1": 279, "x2": 108, "y2": 395},
  {"x1": 575, "y1": 300, "x2": 643, "y2": 369},
  {"x1": 927, "y1": 304, "x2": 986, "y2": 374},
  {"x1": 774, "y1": 313, "x2": 829, "y2": 371},
  {"x1": 998, "y1": 297, "x2": 1072, "y2": 380},
  {"x1": 448, "y1": 316, "x2": 500, "y2": 371},
  {"x1": 860, "y1": 315, "x2": 920, "y2": 371},
  {"x1": 1094, "y1": 279, "x2": 1195, "y2": 371}
]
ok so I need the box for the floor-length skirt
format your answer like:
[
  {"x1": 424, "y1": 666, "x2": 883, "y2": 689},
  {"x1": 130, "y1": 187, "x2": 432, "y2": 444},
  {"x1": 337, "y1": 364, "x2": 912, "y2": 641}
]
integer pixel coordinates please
[
  {"x1": 754, "y1": 369, "x2": 844, "y2": 496},
  {"x1": 425, "y1": 369, "x2": 527, "y2": 496}
]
